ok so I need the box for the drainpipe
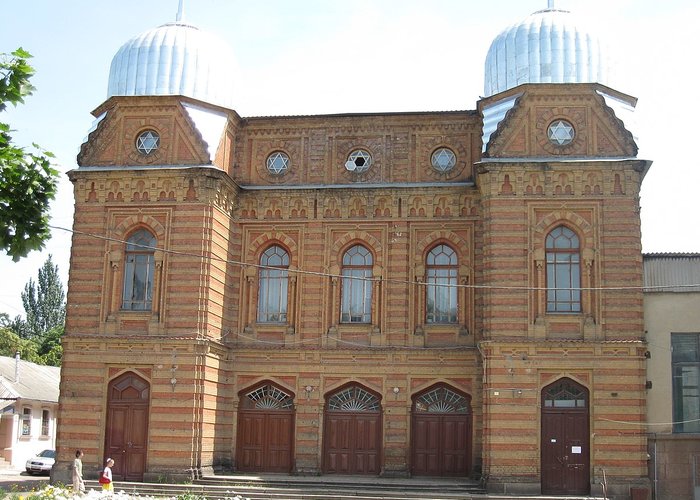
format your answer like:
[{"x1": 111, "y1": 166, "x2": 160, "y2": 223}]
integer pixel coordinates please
[
  {"x1": 14, "y1": 351, "x2": 20, "y2": 383},
  {"x1": 651, "y1": 435, "x2": 657, "y2": 500}
]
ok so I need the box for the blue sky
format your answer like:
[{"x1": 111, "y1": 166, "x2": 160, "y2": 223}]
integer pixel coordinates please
[{"x1": 1, "y1": 0, "x2": 698, "y2": 318}]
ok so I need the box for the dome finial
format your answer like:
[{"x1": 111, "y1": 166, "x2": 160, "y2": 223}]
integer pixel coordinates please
[
  {"x1": 176, "y1": 0, "x2": 185, "y2": 22},
  {"x1": 547, "y1": 0, "x2": 556, "y2": 9}
]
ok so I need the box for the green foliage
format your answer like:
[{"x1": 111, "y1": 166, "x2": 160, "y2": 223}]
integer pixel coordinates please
[
  {"x1": 0, "y1": 325, "x2": 40, "y2": 362},
  {"x1": 0, "y1": 48, "x2": 58, "y2": 261},
  {"x1": 36, "y1": 324, "x2": 63, "y2": 366},
  {"x1": 21, "y1": 254, "x2": 65, "y2": 339},
  {"x1": 0, "y1": 255, "x2": 64, "y2": 366}
]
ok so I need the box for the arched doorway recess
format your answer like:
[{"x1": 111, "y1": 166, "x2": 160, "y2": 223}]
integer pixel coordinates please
[
  {"x1": 541, "y1": 377, "x2": 590, "y2": 495},
  {"x1": 236, "y1": 382, "x2": 295, "y2": 472},
  {"x1": 105, "y1": 371, "x2": 150, "y2": 481},
  {"x1": 323, "y1": 383, "x2": 382, "y2": 474},
  {"x1": 411, "y1": 383, "x2": 472, "y2": 476}
]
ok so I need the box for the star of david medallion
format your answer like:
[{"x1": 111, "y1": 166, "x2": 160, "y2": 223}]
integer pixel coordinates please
[
  {"x1": 547, "y1": 120, "x2": 575, "y2": 146},
  {"x1": 136, "y1": 130, "x2": 160, "y2": 155},
  {"x1": 266, "y1": 151, "x2": 290, "y2": 175}
]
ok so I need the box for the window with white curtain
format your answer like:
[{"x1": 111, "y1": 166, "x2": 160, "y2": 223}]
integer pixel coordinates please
[
  {"x1": 257, "y1": 245, "x2": 289, "y2": 323},
  {"x1": 340, "y1": 245, "x2": 373, "y2": 323},
  {"x1": 426, "y1": 244, "x2": 458, "y2": 323}
]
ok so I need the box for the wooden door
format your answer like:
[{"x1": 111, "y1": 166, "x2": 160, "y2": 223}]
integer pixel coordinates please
[
  {"x1": 411, "y1": 384, "x2": 471, "y2": 477},
  {"x1": 105, "y1": 372, "x2": 150, "y2": 481},
  {"x1": 236, "y1": 383, "x2": 294, "y2": 473},
  {"x1": 541, "y1": 378, "x2": 590, "y2": 495},
  {"x1": 323, "y1": 384, "x2": 382, "y2": 475}
]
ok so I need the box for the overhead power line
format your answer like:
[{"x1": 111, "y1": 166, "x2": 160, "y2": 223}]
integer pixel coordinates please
[{"x1": 49, "y1": 225, "x2": 698, "y2": 292}]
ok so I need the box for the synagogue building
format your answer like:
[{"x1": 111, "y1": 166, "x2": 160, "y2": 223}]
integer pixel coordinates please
[{"x1": 53, "y1": 3, "x2": 651, "y2": 497}]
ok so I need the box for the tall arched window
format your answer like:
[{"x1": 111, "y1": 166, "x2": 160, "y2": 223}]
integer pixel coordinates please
[
  {"x1": 257, "y1": 245, "x2": 289, "y2": 323},
  {"x1": 122, "y1": 229, "x2": 156, "y2": 310},
  {"x1": 341, "y1": 245, "x2": 373, "y2": 323},
  {"x1": 546, "y1": 226, "x2": 581, "y2": 312},
  {"x1": 426, "y1": 244, "x2": 458, "y2": 323}
]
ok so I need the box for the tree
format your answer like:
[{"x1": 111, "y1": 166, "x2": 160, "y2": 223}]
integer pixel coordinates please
[
  {"x1": 0, "y1": 256, "x2": 65, "y2": 366},
  {"x1": 36, "y1": 324, "x2": 62, "y2": 366},
  {"x1": 0, "y1": 324, "x2": 40, "y2": 362},
  {"x1": 21, "y1": 254, "x2": 65, "y2": 340},
  {"x1": 0, "y1": 48, "x2": 58, "y2": 261}
]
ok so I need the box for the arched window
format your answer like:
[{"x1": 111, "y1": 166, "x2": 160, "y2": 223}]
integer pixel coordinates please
[
  {"x1": 327, "y1": 385, "x2": 381, "y2": 412},
  {"x1": 543, "y1": 378, "x2": 588, "y2": 408},
  {"x1": 122, "y1": 229, "x2": 156, "y2": 310},
  {"x1": 414, "y1": 385, "x2": 471, "y2": 413},
  {"x1": 257, "y1": 245, "x2": 289, "y2": 323},
  {"x1": 426, "y1": 244, "x2": 458, "y2": 323},
  {"x1": 341, "y1": 245, "x2": 373, "y2": 323},
  {"x1": 546, "y1": 226, "x2": 581, "y2": 312},
  {"x1": 241, "y1": 383, "x2": 294, "y2": 410}
]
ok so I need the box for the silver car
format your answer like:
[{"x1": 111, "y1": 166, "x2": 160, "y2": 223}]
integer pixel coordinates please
[{"x1": 25, "y1": 449, "x2": 55, "y2": 475}]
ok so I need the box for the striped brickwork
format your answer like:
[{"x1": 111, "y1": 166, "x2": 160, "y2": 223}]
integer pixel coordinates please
[{"x1": 55, "y1": 84, "x2": 650, "y2": 496}]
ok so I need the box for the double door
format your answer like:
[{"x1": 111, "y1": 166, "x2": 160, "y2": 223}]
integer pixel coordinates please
[
  {"x1": 412, "y1": 413, "x2": 471, "y2": 476},
  {"x1": 236, "y1": 410, "x2": 294, "y2": 472},
  {"x1": 323, "y1": 411, "x2": 381, "y2": 474},
  {"x1": 105, "y1": 372, "x2": 150, "y2": 481},
  {"x1": 541, "y1": 409, "x2": 589, "y2": 495}
]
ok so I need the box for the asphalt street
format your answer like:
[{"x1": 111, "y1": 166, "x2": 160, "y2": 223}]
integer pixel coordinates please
[{"x1": 0, "y1": 468, "x2": 50, "y2": 493}]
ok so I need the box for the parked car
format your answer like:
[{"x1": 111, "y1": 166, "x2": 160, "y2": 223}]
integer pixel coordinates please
[{"x1": 25, "y1": 449, "x2": 55, "y2": 475}]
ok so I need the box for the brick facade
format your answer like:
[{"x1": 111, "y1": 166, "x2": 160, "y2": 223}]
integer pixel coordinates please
[{"x1": 54, "y1": 83, "x2": 650, "y2": 498}]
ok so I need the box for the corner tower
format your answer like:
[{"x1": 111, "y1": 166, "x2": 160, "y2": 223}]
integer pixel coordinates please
[{"x1": 477, "y1": 3, "x2": 650, "y2": 498}]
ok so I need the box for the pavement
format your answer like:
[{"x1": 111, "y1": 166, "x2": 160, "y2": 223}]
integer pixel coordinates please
[{"x1": 0, "y1": 468, "x2": 50, "y2": 493}]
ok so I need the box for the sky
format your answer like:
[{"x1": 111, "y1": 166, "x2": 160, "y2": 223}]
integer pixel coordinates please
[{"x1": 1, "y1": 0, "x2": 699, "y2": 319}]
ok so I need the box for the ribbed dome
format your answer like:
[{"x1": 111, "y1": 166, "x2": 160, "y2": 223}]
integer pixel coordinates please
[
  {"x1": 484, "y1": 8, "x2": 613, "y2": 97},
  {"x1": 107, "y1": 21, "x2": 236, "y2": 109}
]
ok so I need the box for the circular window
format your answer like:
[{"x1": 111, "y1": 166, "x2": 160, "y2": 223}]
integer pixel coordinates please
[
  {"x1": 431, "y1": 147, "x2": 456, "y2": 172},
  {"x1": 135, "y1": 130, "x2": 160, "y2": 155},
  {"x1": 344, "y1": 149, "x2": 372, "y2": 173},
  {"x1": 266, "y1": 151, "x2": 290, "y2": 175},
  {"x1": 547, "y1": 120, "x2": 575, "y2": 146}
]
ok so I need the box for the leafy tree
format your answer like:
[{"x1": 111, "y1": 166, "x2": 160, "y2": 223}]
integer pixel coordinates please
[
  {"x1": 0, "y1": 325, "x2": 40, "y2": 362},
  {"x1": 37, "y1": 324, "x2": 62, "y2": 366},
  {"x1": 0, "y1": 256, "x2": 65, "y2": 366},
  {"x1": 0, "y1": 311, "x2": 26, "y2": 335},
  {"x1": 0, "y1": 48, "x2": 58, "y2": 261},
  {"x1": 21, "y1": 254, "x2": 65, "y2": 340}
]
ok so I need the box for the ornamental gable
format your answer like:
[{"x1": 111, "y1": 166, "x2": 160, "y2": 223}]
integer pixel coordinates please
[
  {"x1": 77, "y1": 96, "x2": 222, "y2": 168},
  {"x1": 480, "y1": 84, "x2": 638, "y2": 159}
]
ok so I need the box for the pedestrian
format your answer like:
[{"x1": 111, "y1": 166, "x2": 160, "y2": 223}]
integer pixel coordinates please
[
  {"x1": 101, "y1": 458, "x2": 114, "y2": 494},
  {"x1": 72, "y1": 449, "x2": 85, "y2": 494}
]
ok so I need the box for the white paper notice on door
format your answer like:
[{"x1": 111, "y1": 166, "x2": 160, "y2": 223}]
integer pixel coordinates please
[{"x1": 571, "y1": 446, "x2": 582, "y2": 454}]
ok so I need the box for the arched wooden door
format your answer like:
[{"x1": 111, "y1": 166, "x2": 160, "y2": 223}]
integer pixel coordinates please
[
  {"x1": 105, "y1": 372, "x2": 150, "y2": 482},
  {"x1": 323, "y1": 384, "x2": 382, "y2": 475},
  {"x1": 411, "y1": 384, "x2": 472, "y2": 476},
  {"x1": 541, "y1": 378, "x2": 590, "y2": 496},
  {"x1": 236, "y1": 383, "x2": 295, "y2": 472}
]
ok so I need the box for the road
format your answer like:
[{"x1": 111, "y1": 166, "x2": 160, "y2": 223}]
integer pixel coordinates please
[{"x1": 0, "y1": 468, "x2": 50, "y2": 493}]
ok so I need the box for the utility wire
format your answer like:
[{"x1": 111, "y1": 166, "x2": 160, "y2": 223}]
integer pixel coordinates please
[{"x1": 50, "y1": 225, "x2": 696, "y2": 292}]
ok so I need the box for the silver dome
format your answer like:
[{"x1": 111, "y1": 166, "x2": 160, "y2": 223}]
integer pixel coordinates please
[
  {"x1": 107, "y1": 21, "x2": 236, "y2": 109},
  {"x1": 484, "y1": 8, "x2": 613, "y2": 97}
]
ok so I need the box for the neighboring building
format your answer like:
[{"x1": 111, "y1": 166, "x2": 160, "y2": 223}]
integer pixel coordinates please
[
  {"x1": 0, "y1": 354, "x2": 59, "y2": 468},
  {"x1": 53, "y1": 3, "x2": 652, "y2": 498},
  {"x1": 644, "y1": 254, "x2": 700, "y2": 499}
]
